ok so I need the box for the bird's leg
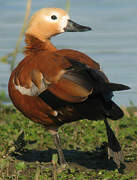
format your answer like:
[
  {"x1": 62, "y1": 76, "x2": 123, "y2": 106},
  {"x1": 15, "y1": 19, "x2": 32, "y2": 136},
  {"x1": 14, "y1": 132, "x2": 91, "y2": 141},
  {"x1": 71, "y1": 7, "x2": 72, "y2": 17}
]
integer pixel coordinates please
[
  {"x1": 48, "y1": 128, "x2": 67, "y2": 168},
  {"x1": 104, "y1": 118, "x2": 124, "y2": 168},
  {"x1": 53, "y1": 132, "x2": 67, "y2": 166}
]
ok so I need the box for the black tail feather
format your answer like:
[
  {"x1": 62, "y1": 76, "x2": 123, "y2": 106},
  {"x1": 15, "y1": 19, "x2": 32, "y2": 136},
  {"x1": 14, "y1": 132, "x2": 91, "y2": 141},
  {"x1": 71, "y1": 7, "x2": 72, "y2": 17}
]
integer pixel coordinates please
[{"x1": 106, "y1": 83, "x2": 130, "y2": 92}]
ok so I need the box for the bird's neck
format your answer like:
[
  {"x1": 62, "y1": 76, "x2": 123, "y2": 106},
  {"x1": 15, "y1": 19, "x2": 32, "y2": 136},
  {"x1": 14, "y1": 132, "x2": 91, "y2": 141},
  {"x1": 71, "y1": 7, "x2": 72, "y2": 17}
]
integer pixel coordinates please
[{"x1": 24, "y1": 34, "x2": 57, "y2": 55}]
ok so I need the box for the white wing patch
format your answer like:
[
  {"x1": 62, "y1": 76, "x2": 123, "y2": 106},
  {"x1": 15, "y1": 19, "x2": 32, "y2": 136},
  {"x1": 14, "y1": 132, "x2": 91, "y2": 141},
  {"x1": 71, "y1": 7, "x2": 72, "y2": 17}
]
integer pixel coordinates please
[{"x1": 13, "y1": 76, "x2": 50, "y2": 96}]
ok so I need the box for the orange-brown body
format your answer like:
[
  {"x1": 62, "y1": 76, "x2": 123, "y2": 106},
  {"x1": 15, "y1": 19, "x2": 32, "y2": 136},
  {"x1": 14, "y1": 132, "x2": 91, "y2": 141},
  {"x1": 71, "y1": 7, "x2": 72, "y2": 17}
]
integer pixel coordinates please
[{"x1": 9, "y1": 35, "x2": 106, "y2": 127}]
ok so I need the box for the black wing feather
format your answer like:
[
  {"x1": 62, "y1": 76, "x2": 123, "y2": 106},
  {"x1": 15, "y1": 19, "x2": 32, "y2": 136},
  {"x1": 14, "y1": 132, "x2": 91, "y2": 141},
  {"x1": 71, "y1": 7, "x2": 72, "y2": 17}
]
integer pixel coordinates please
[{"x1": 63, "y1": 58, "x2": 130, "y2": 96}]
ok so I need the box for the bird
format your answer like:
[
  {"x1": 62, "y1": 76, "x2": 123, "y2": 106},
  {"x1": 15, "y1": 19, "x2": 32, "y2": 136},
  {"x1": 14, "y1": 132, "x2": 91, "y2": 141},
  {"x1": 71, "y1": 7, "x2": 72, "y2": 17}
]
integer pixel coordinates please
[{"x1": 8, "y1": 7, "x2": 130, "y2": 169}]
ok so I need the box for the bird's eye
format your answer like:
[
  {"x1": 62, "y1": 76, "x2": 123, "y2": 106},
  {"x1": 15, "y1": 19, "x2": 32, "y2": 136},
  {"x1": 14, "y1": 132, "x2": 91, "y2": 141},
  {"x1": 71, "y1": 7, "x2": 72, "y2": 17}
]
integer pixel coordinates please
[{"x1": 51, "y1": 15, "x2": 57, "y2": 20}]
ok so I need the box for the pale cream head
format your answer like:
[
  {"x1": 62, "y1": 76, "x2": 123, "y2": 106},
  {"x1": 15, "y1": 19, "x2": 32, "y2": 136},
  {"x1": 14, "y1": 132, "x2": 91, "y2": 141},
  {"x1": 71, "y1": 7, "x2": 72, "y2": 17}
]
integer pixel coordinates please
[{"x1": 26, "y1": 8, "x2": 70, "y2": 41}]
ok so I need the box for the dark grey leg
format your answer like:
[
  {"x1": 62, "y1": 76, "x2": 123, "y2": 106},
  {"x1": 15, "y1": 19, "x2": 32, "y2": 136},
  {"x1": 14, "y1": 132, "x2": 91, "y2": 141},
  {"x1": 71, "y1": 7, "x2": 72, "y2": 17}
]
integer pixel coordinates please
[
  {"x1": 104, "y1": 118, "x2": 124, "y2": 168},
  {"x1": 53, "y1": 132, "x2": 67, "y2": 166}
]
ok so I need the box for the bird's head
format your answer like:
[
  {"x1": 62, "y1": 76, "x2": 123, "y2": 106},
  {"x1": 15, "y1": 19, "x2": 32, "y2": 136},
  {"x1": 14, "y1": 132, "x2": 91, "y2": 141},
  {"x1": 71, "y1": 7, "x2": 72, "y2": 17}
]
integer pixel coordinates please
[{"x1": 26, "y1": 8, "x2": 91, "y2": 41}]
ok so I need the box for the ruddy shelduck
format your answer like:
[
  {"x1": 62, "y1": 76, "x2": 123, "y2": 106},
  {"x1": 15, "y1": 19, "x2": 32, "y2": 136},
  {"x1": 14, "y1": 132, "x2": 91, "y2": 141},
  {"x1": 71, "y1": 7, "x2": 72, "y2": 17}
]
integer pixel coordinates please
[{"x1": 8, "y1": 8, "x2": 130, "y2": 169}]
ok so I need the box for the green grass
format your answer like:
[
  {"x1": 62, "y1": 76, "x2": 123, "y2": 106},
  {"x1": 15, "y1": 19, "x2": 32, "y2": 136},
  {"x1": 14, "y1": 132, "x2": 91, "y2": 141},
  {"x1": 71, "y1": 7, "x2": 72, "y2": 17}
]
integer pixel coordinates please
[{"x1": 0, "y1": 105, "x2": 137, "y2": 180}]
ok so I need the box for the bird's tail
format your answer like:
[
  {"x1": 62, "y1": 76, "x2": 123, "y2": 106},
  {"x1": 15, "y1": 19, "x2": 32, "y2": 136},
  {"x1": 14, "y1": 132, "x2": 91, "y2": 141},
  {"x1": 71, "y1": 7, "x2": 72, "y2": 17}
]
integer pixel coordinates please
[
  {"x1": 101, "y1": 83, "x2": 130, "y2": 120},
  {"x1": 105, "y1": 82, "x2": 130, "y2": 92}
]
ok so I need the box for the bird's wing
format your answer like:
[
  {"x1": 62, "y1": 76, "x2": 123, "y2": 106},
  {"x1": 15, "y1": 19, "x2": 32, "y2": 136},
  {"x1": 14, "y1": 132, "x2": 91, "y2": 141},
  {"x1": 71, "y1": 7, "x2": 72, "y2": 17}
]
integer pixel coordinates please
[
  {"x1": 13, "y1": 49, "x2": 97, "y2": 100},
  {"x1": 48, "y1": 49, "x2": 129, "y2": 103},
  {"x1": 47, "y1": 49, "x2": 103, "y2": 103},
  {"x1": 13, "y1": 49, "x2": 129, "y2": 103}
]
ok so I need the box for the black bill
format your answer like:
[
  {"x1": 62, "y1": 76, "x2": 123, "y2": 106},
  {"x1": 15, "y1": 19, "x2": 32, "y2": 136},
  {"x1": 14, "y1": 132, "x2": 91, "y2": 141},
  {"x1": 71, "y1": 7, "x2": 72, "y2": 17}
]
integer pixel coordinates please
[{"x1": 64, "y1": 19, "x2": 92, "y2": 32}]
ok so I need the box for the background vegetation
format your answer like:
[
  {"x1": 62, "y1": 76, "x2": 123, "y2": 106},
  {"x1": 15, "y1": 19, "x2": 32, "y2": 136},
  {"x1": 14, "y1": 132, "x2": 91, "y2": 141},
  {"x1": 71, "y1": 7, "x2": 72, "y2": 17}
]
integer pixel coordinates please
[{"x1": 0, "y1": 105, "x2": 137, "y2": 179}]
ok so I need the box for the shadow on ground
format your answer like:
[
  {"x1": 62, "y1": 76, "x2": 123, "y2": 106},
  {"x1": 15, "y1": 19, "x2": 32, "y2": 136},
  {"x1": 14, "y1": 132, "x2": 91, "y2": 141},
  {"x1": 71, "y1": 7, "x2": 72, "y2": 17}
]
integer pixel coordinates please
[{"x1": 11, "y1": 147, "x2": 125, "y2": 172}]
